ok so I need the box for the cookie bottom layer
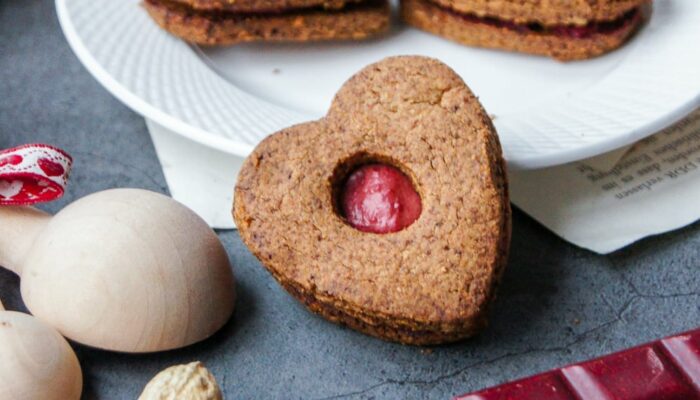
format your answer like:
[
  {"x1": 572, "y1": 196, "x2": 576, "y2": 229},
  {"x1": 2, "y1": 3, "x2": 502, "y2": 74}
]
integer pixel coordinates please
[
  {"x1": 280, "y1": 273, "x2": 486, "y2": 345},
  {"x1": 235, "y1": 179, "x2": 511, "y2": 346},
  {"x1": 144, "y1": 0, "x2": 390, "y2": 45},
  {"x1": 401, "y1": 0, "x2": 648, "y2": 61}
]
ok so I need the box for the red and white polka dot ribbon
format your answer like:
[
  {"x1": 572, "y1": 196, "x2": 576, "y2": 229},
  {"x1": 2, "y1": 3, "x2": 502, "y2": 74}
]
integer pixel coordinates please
[{"x1": 0, "y1": 144, "x2": 72, "y2": 205}]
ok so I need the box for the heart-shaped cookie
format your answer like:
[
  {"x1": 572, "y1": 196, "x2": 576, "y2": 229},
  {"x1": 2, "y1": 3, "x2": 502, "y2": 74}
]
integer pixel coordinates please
[{"x1": 233, "y1": 56, "x2": 510, "y2": 345}]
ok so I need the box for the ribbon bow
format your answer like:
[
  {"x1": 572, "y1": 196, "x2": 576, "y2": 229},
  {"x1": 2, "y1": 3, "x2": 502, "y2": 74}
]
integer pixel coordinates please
[{"x1": 0, "y1": 144, "x2": 72, "y2": 205}]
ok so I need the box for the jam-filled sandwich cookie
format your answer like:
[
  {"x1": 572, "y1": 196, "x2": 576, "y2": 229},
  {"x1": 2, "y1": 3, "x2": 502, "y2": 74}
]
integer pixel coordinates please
[
  {"x1": 143, "y1": 0, "x2": 389, "y2": 45},
  {"x1": 234, "y1": 56, "x2": 511, "y2": 345},
  {"x1": 401, "y1": 0, "x2": 651, "y2": 61}
]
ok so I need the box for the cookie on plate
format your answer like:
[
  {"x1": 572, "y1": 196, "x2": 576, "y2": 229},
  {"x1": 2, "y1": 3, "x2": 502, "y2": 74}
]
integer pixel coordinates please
[
  {"x1": 401, "y1": 0, "x2": 651, "y2": 61},
  {"x1": 233, "y1": 56, "x2": 511, "y2": 345},
  {"x1": 143, "y1": 0, "x2": 389, "y2": 45}
]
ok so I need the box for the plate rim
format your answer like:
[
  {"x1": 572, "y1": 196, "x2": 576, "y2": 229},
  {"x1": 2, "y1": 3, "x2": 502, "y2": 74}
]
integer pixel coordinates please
[
  {"x1": 56, "y1": 0, "x2": 700, "y2": 170},
  {"x1": 56, "y1": 0, "x2": 255, "y2": 158},
  {"x1": 518, "y1": 95, "x2": 700, "y2": 169}
]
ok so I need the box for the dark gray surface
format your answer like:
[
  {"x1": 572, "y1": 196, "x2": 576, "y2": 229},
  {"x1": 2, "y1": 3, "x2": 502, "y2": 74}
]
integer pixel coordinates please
[{"x1": 1, "y1": 1, "x2": 698, "y2": 399}]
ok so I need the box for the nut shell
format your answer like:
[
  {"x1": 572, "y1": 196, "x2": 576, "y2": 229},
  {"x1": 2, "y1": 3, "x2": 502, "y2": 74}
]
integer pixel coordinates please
[{"x1": 139, "y1": 362, "x2": 222, "y2": 400}]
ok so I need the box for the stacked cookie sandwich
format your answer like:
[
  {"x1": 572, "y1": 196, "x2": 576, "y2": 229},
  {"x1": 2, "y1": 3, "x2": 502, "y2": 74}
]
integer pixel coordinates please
[
  {"x1": 143, "y1": 0, "x2": 390, "y2": 45},
  {"x1": 401, "y1": 0, "x2": 651, "y2": 60}
]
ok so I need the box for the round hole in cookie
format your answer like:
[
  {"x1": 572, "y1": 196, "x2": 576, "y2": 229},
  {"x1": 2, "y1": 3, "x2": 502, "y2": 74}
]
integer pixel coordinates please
[{"x1": 331, "y1": 152, "x2": 422, "y2": 234}]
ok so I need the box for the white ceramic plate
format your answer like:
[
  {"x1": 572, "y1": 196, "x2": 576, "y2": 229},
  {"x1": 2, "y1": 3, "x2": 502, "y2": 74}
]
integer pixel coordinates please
[{"x1": 57, "y1": 0, "x2": 700, "y2": 169}]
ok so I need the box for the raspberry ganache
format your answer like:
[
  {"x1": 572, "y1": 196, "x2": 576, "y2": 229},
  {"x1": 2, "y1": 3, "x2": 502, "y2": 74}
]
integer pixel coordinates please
[
  {"x1": 446, "y1": 6, "x2": 643, "y2": 39},
  {"x1": 341, "y1": 164, "x2": 422, "y2": 233}
]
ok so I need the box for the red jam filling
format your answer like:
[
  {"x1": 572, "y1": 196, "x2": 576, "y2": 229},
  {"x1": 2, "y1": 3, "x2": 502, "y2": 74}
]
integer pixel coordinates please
[
  {"x1": 447, "y1": 6, "x2": 642, "y2": 39},
  {"x1": 341, "y1": 164, "x2": 422, "y2": 234}
]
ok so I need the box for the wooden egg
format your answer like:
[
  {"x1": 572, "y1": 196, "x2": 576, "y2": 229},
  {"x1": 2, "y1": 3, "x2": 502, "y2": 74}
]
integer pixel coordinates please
[
  {"x1": 0, "y1": 300, "x2": 82, "y2": 400},
  {"x1": 0, "y1": 189, "x2": 235, "y2": 353}
]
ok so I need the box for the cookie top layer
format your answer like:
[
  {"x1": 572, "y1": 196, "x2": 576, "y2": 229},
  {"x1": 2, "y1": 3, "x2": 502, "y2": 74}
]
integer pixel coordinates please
[
  {"x1": 167, "y1": 0, "x2": 356, "y2": 12},
  {"x1": 428, "y1": 0, "x2": 649, "y2": 26},
  {"x1": 234, "y1": 56, "x2": 509, "y2": 327}
]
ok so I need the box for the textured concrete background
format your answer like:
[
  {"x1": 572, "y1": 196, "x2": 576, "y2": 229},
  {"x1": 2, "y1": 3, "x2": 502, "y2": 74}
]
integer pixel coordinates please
[{"x1": 1, "y1": 1, "x2": 698, "y2": 399}]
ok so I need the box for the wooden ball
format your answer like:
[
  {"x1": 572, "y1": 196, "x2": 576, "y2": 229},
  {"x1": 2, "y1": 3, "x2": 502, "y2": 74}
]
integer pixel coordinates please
[
  {"x1": 0, "y1": 308, "x2": 82, "y2": 400},
  {"x1": 19, "y1": 189, "x2": 235, "y2": 352}
]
